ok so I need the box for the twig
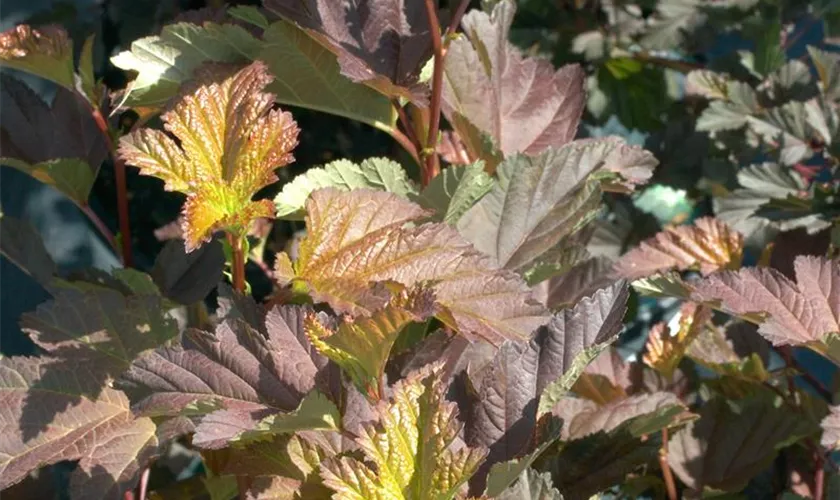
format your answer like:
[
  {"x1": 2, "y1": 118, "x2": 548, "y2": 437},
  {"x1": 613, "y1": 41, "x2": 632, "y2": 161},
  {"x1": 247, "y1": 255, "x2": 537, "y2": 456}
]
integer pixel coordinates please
[
  {"x1": 815, "y1": 448, "x2": 825, "y2": 500},
  {"x1": 91, "y1": 107, "x2": 134, "y2": 267},
  {"x1": 630, "y1": 52, "x2": 704, "y2": 74},
  {"x1": 659, "y1": 428, "x2": 678, "y2": 500},
  {"x1": 422, "y1": 0, "x2": 444, "y2": 187},
  {"x1": 387, "y1": 126, "x2": 422, "y2": 166}
]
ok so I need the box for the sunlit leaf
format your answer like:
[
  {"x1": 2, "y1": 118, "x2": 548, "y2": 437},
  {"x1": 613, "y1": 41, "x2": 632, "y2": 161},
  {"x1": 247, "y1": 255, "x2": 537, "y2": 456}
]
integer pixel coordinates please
[
  {"x1": 808, "y1": 45, "x2": 840, "y2": 101},
  {"x1": 265, "y1": 0, "x2": 433, "y2": 103},
  {"x1": 0, "y1": 357, "x2": 158, "y2": 498},
  {"x1": 320, "y1": 365, "x2": 487, "y2": 500},
  {"x1": 614, "y1": 217, "x2": 744, "y2": 280},
  {"x1": 230, "y1": 391, "x2": 340, "y2": 444},
  {"x1": 274, "y1": 157, "x2": 418, "y2": 220},
  {"x1": 642, "y1": 303, "x2": 712, "y2": 379},
  {"x1": 280, "y1": 188, "x2": 548, "y2": 344},
  {"x1": 0, "y1": 24, "x2": 75, "y2": 89},
  {"x1": 443, "y1": 0, "x2": 586, "y2": 157},
  {"x1": 458, "y1": 138, "x2": 656, "y2": 271},
  {"x1": 305, "y1": 287, "x2": 437, "y2": 397},
  {"x1": 496, "y1": 468, "x2": 563, "y2": 500},
  {"x1": 821, "y1": 405, "x2": 840, "y2": 450},
  {"x1": 119, "y1": 61, "x2": 300, "y2": 251},
  {"x1": 693, "y1": 256, "x2": 840, "y2": 346}
]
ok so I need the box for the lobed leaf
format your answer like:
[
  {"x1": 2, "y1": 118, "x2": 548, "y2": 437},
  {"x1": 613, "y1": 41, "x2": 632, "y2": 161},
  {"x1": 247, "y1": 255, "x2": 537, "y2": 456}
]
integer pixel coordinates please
[
  {"x1": 497, "y1": 468, "x2": 563, "y2": 500},
  {"x1": 119, "y1": 61, "x2": 300, "y2": 251},
  {"x1": 692, "y1": 256, "x2": 840, "y2": 346},
  {"x1": 151, "y1": 239, "x2": 226, "y2": 304},
  {"x1": 0, "y1": 24, "x2": 75, "y2": 89},
  {"x1": 614, "y1": 217, "x2": 744, "y2": 280},
  {"x1": 458, "y1": 138, "x2": 656, "y2": 271},
  {"x1": 642, "y1": 303, "x2": 712, "y2": 379},
  {"x1": 443, "y1": 0, "x2": 585, "y2": 157},
  {"x1": 275, "y1": 157, "x2": 418, "y2": 220},
  {"x1": 279, "y1": 188, "x2": 548, "y2": 344},
  {"x1": 822, "y1": 405, "x2": 840, "y2": 450},
  {"x1": 320, "y1": 365, "x2": 487, "y2": 500},
  {"x1": 264, "y1": 0, "x2": 433, "y2": 103},
  {"x1": 0, "y1": 214, "x2": 56, "y2": 286},
  {"x1": 0, "y1": 357, "x2": 158, "y2": 498}
]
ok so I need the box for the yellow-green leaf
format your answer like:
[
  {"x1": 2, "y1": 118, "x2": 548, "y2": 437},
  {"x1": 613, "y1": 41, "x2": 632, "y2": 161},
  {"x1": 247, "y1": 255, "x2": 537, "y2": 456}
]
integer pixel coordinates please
[
  {"x1": 305, "y1": 287, "x2": 437, "y2": 397},
  {"x1": 320, "y1": 366, "x2": 488, "y2": 500},
  {"x1": 0, "y1": 157, "x2": 95, "y2": 206},
  {"x1": 119, "y1": 61, "x2": 300, "y2": 251}
]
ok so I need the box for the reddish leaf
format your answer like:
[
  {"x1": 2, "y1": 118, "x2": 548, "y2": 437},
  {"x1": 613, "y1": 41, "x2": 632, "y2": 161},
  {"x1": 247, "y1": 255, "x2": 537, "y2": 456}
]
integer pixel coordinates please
[
  {"x1": 614, "y1": 217, "x2": 744, "y2": 280},
  {"x1": 693, "y1": 256, "x2": 840, "y2": 345},
  {"x1": 443, "y1": 0, "x2": 585, "y2": 157},
  {"x1": 264, "y1": 0, "x2": 432, "y2": 103}
]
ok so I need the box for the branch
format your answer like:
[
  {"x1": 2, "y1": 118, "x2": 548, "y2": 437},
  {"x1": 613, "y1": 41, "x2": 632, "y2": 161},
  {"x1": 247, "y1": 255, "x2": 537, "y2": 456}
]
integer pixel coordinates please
[
  {"x1": 422, "y1": 0, "x2": 444, "y2": 186},
  {"x1": 660, "y1": 428, "x2": 678, "y2": 500}
]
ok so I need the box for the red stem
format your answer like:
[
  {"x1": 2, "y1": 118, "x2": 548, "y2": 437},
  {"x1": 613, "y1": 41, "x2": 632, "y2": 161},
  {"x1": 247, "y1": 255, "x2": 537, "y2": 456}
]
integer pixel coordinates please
[
  {"x1": 815, "y1": 449, "x2": 825, "y2": 500},
  {"x1": 394, "y1": 99, "x2": 423, "y2": 152},
  {"x1": 91, "y1": 108, "x2": 134, "y2": 267},
  {"x1": 660, "y1": 428, "x2": 678, "y2": 500},
  {"x1": 390, "y1": 126, "x2": 422, "y2": 166},
  {"x1": 445, "y1": 0, "x2": 471, "y2": 40},
  {"x1": 138, "y1": 467, "x2": 150, "y2": 500},
  {"x1": 422, "y1": 0, "x2": 444, "y2": 187}
]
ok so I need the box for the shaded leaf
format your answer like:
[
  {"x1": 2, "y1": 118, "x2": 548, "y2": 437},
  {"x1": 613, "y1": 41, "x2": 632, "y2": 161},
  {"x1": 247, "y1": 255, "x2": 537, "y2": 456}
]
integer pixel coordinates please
[
  {"x1": 461, "y1": 281, "x2": 628, "y2": 482},
  {"x1": 551, "y1": 392, "x2": 689, "y2": 441},
  {"x1": 497, "y1": 468, "x2": 563, "y2": 500},
  {"x1": 692, "y1": 256, "x2": 840, "y2": 345},
  {"x1": 443, "y1": 0, "x2": 585, "y2": 157},
  {"x1": 280, "y1": 188, "x2": 548, "y2": 344},
  {"x1": 614, "y1": 217, "x2": 744, "y2": 280},
  {"x1": 458, "y1": 138, "x2": 655, "y2": 271},
  {"x1": 542, "y1": 256, "x2": 615, "y2": 310},
  {"x1": 0, "y1": 74, "x2": 107, "y2": 203},
  {"x1": 20, "y1": 285, "x2": 178, "y2": 395},
  {"x1": 0, "y1": 357, "x2": 157, "y2": 496},
  {"x1": 305, "y1": 287, "x2": 437, "y2": 397},
  {"x1": 265, "y1": 0, "x2": 433, "y2": 103},
  {"x1": 0, "y1": 215, "x2": 56, "y2": 286},
  {"x1": 228, "y1": 391, "x2": 340, "y2": 444},
  {"x1": 0, "y1": 24, "x2": 74, "y2": 89},
  {"x1": 320, "y1": 365, "x2": 487, "y2": 500},
  {"x1": 274, "y1": 157, "x2": 417, "y2": 220},
  {"x1": 668, "y1": 395, "x2": 816, "y2": 492},
  {"x1": 151, "y1": 238, "x2": 225, "y2": 304},
  {"x1": 119, "y1": 61, "x2": 300, "y2": 251},
  {"x1": 484, "y1": 417, "x2": 562, "y2": 497},
  {"x1": 417, "y1": 161, "x2": 494, "y2": 225}
]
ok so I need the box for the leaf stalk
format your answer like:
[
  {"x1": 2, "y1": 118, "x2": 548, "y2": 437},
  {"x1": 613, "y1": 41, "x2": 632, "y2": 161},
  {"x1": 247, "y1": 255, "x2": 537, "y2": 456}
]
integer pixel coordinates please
[
  {"x1": 660, "y1": 428, "x2": 678, "y2": 500},
  {"x1": 228, "y1": 233, "x2": 247, "y2": 293},
  {"x1": 91, "y1": 107, "x2": 134, "y2": 267},
  {"x1": 422, "y1": 0, "x2": 444, "y2": 187}
]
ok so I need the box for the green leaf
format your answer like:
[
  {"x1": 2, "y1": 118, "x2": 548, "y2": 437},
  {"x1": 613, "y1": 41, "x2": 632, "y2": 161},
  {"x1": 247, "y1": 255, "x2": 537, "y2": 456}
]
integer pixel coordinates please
[
  {"x1": 0, "y1": 24, "x2": 75, "y2": 89},
  {"x1": 417, "y1": 161, "x2": 494, "y2": 225},
  {"x1": 808, "y1": 45, "x2": 840, "y2": 101},
  {"x1": 235, "y1": 391, "x2": 340, "y2": 443},
  {"x1": 1, "y1": 157, "x2": 95, "y2": 206},
  {"x1": 228, "y1": 5, "x2": 270, "y2": 30},
  {"x1": 305, "y1": 287, "x2": 437, "y2": 397},
  {"x1": 111, "y1": 22, "x2": 261, "y2": 108},
  {"x1": 78, "y1": 34, "x2": 96, "y2": 103},
  {"x1": 259, "y1": 21, "x2": 397, "y2": 129},
  {"x1": 320, "y1": 366, "x2": 488, "y2": 500},
  {"x1": 275, "y1": 157, "x2": 418, "y2": 220}
]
